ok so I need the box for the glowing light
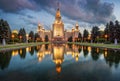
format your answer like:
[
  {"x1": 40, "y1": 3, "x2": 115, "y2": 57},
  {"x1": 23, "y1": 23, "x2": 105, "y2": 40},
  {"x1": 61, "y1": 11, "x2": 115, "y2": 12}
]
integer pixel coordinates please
[
  {"x1": 88, "y1": 46, "x2": 91, "y2": 52},
  {"x1": 37, "y1": 52, "x2": 45, "y2": 62},
  {"x1": 11, "y1": 34, "x2": 15, "y2": 38},
  {"x1": 20, "y1": 35, "x2": 22, "y2": 39},
  {"x1": 12, "y1": 30, "x2": 18, "y2": 34},
  {"x1": 12, "y1": 50, "x2": 18, "y2": 56},
  {"x1": 105, "y1": 34, "x2": 108, "y2": 38},
  {"x1": 56, "y1": 65, "x2": 61, "y2": 73},
  {"x1": 20, "y1": 49, "x2": 22, "y2": 54},
  {"x1": 104, "y1": 51, "x2": 108, "y2": 57},
  {"x1": 75, "y1": 57, "x2": 79, "y2": 62},
  {"x1": 96, "y1": 48, "x2": 99, "y2": 53},
  {"x1": 26, "y1": 47, "x2": 29, "y2": 52}
]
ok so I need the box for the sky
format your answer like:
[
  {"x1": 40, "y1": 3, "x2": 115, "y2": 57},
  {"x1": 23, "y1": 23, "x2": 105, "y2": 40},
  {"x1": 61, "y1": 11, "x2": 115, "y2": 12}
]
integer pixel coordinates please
[{"x1": 0, "y1": 0, "x2": 120, "y2": 33}]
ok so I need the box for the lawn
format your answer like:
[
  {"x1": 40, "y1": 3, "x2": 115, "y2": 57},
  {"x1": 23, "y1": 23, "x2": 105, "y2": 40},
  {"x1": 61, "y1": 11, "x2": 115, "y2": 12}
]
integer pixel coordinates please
[
  {"x1": 68, "y1": 42, "x2": 120, "y2": 49},
  {"x1": 0, "y1": 42, "x2": 120, "y2": 51},
  {"x1": 0, "y1": 42, "x2": 50, "y2": 51}
]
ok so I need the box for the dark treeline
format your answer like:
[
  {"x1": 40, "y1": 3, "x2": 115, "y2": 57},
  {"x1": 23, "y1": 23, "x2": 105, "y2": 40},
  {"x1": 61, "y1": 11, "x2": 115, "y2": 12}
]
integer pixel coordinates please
[
  {"x1": 91, "y1": 20, "x2": 120, "y2": 44},
  {"x1": 0, "y1": 18, "x2": 120, "y2": 45},
  {"x1": 70, "y1": 20, "x2": 120, "y2": 44},
  {"x1": 0, "y1": 19, "x2": 11, "y2": 45},
  {"x1": 0, "y1": 19, "x2": 40, "y2": 45}
]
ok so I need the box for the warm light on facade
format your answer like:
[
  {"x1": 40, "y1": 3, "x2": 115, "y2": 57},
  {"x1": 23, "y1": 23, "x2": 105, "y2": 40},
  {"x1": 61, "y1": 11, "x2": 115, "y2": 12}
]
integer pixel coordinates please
[{"x1": 36, "y1": 2, "x2": 80, "y2": 43}]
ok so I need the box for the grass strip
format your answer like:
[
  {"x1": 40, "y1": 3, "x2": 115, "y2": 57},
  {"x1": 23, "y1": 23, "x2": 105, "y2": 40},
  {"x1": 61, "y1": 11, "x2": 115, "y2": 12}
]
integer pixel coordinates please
[
  {"x1": 0, "y1": 42, "x2": 50, "y2": 51},
  {"x1": 68, "y1": 42, "x2": 120, "y2": 49}
]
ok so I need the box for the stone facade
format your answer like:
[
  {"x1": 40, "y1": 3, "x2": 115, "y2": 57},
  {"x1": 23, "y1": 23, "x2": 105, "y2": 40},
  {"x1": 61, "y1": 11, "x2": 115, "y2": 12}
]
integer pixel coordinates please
[{"x1": 37, "y1": 7, "x2": 80, "y2": 42}]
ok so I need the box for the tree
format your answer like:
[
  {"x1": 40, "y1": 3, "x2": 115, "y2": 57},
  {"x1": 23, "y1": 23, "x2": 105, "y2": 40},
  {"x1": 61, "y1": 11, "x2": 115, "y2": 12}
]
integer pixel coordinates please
[
  {"x1": 78, "y1": 32, "x2": 82, "y2": 42},
  {"x1": 104, "y1": 23, "x2": 110, "y2": 41},
  {"x1": 91, "y1": 47, "x2": 100, "y2": 61},
  {"x1": 22, "y1": 28, "x2": 26, "y2": 42},
  {"x1": 104, "y1": 49, "x2": 120, "y2": 68},
  {"x1": 18, "y1": 28, "x2": 26, "y2": 43},
  {"x1": 114, "y1": 20, "x2": 120, "y2": 44},
  {"x1": 18, "y1": 28, "x2": 22, "y2": 42},
  {"x1": 105, "y1": 20, "x2": 120, "y2": 44},
  {"x1": 0, "y1": 50, "x2": 12, "y2": 70},
  {"x1": 0, "y1": 19, "x2": 11, "y2": 45},
  {"x1": 109, "y1": 21, "x2": 114, "y2": 43},
  {"x1": 18, "y1": 48, "x2": 26, "y2": 59},
  {"x1": 29, "y1": 31, "x2": 34, "y2": 42},
  {"x1": 34, "y1": 33, "x2": 39, "y2": 42},
  {"x1": 45, "y1": 35, "x2": 49, "y2": 42},
  {"x1": 11, "y1": 32, "x2": 19, "y2": 43},
  {"x1": 91, "y1": 26, "x2": 100, "y2": 43},
  {"x1": 29, "y1": 47, "x2": 35, "y2": 56},
  {"x1": 68, "y1": 36, "x2": 73, "y2": 42},
  {"x1": 83, "y1": 46, "x2": 88, "y2": 57},
  {"x1": 83, "y1": 29, "x2": 89, "y2": 42}
]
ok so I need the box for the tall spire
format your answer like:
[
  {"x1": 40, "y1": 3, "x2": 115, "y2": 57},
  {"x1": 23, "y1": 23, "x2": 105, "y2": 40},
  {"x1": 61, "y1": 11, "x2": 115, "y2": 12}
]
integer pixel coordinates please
[
  {"x1": 55, "y1": 1, "x2": 61, "y2": 20},
  {"x1": 57, "y1": 1, "x2": 60, "y2": 9},
  {"x1": 75, "y1": 22, "x2": 79, "y2": 30}
]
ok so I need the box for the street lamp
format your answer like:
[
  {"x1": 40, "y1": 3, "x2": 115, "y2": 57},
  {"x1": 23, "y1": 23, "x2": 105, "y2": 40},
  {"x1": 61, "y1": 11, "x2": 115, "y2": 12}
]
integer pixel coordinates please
[
  {"x1": 20, "y1": 35, "x2": 22, "y2": 43},
  {"x1": 104, "y1": 34, "x2": 108, "y2": 41},
  {"x1": 12, "y1": 34, "x2": 15, "y2": 44},
  {"x1": 26, "y1": 34, "x2": 28, "y2": 43}
]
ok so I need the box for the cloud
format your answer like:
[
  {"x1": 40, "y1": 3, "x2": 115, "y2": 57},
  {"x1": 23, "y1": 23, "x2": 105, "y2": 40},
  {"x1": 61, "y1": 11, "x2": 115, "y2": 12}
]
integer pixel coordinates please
[
  {"x1": 0, "y1": 0, "x2": 37, "y2": 13},
  {"x1": 0, "y1": 0, "x2": 116, "y2": 25},
  {"x1": 33, "y1": 0, "x2": 115, "y2": 24},
  {"x1": 60, "y1": 0, "x2": 115, "y2": 24}
]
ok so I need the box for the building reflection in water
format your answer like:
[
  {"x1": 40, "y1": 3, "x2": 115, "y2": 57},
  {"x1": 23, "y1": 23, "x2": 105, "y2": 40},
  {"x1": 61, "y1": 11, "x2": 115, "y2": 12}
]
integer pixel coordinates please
[
  {"x1": 104, "y1": 48, "x2": 108, "y2": 57},
  {"x1": 1, "y1": 44, "x2": 120, "y2": 72},
  {"x1": 53, "y1": 45, "x2": 64, "y2": 73},
  {"x1": 12, "y1": 50, "x2": 19, "y2": 56},
  {"x1": 37, "y1": 44, "x2": 51, "y2": 62},
  {"x1": 36, "y1": 44, "x2": 80, "y2": 73},
  {"x1": 0, "y1": 50, "x2": 12, "y2": 70}
]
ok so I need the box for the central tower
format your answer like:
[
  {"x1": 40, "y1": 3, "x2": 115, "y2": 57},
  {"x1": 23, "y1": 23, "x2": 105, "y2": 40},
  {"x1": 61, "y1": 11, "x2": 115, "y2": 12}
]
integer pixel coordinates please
[{"x1": 52, "y1": 3, "x2": 65, "y2": 42}]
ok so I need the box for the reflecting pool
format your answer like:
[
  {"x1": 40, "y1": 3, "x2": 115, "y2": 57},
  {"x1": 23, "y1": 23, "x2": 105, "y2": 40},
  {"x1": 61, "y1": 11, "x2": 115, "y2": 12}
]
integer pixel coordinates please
[{"x1": 0, "y1": 44, "x2": 120, "y2": 81}]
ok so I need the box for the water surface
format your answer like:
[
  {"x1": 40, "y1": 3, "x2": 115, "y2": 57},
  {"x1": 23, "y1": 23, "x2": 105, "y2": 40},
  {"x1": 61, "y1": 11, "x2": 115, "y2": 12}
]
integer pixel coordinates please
[{"x1": 0, "y1": 44, "x2": 120, "y2": 81}]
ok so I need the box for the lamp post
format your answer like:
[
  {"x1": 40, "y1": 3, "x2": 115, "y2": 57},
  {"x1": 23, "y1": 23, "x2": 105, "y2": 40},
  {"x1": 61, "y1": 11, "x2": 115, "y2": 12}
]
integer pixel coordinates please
[
  {"x1": 114, "y1": 30, "x2": 117, "y2": 45},
  {"x1": 26, "y1": 34, "x2": 28, "y2": 43},
  {"x1": 105, "y1": 34, "x2": 108, "y2": 42},
  {"x1": 20, "y1": 35, "x2": 22, "y2": 43},
  {"x1": 12, "y1": 34, "x2": 15, "y2": 44}
]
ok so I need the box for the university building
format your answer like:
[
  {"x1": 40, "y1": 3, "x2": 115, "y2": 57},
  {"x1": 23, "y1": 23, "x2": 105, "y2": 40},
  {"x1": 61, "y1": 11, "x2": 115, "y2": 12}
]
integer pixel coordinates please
[{"x1": 37, "y1": 6, "x2": 80, "y2": 43}]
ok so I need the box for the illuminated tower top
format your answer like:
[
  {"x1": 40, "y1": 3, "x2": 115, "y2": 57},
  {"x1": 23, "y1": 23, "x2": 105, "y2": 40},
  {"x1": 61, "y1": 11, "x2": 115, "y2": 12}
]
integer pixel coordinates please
[
  {"x1": 55, "y1": 2, "x2": 61, "y2": 21},
  {"x1": 75, "y1": 22, "x2": 79, "y2": 30},
  {"x1": 56, "y1": 8, "x2": 61, "y2": 19}
]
